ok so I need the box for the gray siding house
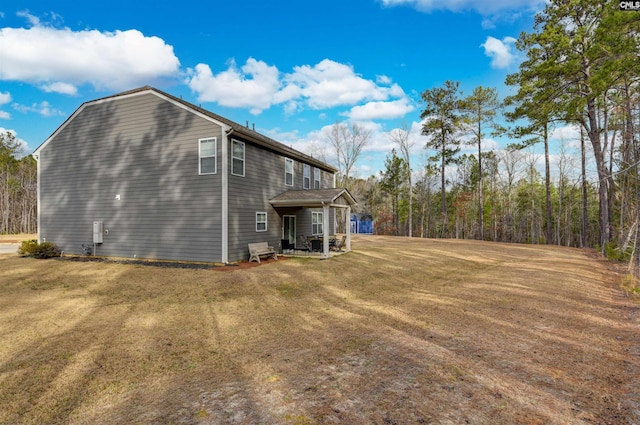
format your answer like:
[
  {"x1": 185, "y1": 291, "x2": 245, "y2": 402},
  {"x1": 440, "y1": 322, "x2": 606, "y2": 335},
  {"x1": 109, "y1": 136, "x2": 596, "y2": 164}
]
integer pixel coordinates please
[{"x1": 33, "y1": 86, "x2": 355, "y2": 263}]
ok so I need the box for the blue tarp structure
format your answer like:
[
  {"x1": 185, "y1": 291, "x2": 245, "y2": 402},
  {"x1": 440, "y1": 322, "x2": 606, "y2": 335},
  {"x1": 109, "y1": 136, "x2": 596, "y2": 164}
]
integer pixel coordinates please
[{"x1": 350, "y1": 213, "x2": 373, "y2": 234}]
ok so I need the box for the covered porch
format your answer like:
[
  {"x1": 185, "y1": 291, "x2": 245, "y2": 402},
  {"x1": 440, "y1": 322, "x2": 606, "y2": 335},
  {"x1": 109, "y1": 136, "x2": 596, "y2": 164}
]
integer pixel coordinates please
[{"x1": 270, "y1": 188, "x2": 357, "y2": 259}]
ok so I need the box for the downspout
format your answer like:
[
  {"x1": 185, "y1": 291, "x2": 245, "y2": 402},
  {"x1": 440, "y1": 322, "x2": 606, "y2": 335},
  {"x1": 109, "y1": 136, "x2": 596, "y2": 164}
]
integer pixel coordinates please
[
  {"x1": 222, "y1": 128, "x2": 232, "y2": 264},
  {"x1": 34, "y1": 153, "x2": 41, "y2": 243}
]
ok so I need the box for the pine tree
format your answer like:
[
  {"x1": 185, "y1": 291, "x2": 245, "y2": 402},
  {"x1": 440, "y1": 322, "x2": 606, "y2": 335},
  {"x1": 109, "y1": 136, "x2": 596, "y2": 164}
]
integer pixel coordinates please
[{"x1": 420, "y1": 80, "x2": 463, "y2": 238}]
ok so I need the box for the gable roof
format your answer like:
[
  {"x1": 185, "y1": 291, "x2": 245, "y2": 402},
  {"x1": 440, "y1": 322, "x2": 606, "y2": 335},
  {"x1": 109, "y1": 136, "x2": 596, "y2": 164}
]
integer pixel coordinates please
[
  {"x1": 33, "y1": 86, "x2": 337, "y2": 174},
  {"x1": 269, "y1": 188, "x2": 356, "y2": 208}
]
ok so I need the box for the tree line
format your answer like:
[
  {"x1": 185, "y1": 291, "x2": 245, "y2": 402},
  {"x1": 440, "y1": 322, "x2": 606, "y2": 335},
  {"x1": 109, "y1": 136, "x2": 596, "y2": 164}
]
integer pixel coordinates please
[
  {"x1": 0, "y1": 131, "x2": 37, "y2": 235},
  {"x1": 329, "y1": 0, "x2": 639, "y2": 278}
]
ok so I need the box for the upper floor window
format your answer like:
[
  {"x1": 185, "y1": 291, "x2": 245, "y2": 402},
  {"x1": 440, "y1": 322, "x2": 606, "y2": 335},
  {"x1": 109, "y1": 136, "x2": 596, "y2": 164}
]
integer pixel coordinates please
[
  {"x1": 199, "y1": 137, "x2": 216, "y2": 175},
  {"x1": 303, "y1": 164, "x2": 311, "y2": 189},
  {"x1": 285, "y1": 158, "x2": 294, "y2": 186},
  {"x1": 314, "y1": 168, "x2": 321, "y2": 189},
  {"x1": 231, "y1": 140, "x2": 245, "y2": 176}
]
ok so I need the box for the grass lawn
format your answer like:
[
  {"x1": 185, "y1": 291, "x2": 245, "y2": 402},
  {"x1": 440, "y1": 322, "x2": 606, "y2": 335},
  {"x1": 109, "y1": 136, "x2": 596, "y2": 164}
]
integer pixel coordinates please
[{"x1": 0, "y1": 235, "x2": 638, "y2": 424}]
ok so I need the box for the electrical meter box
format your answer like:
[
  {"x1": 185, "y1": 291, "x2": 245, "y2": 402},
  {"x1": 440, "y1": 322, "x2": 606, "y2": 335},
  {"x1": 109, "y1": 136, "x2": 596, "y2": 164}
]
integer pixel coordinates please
[{"x1": 93, "y1": 221, "x2": 104, "y2": 243}]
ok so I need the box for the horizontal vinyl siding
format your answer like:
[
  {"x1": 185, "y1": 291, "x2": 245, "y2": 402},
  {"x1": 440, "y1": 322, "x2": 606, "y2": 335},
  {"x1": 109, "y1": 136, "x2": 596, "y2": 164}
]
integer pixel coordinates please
[
  {"x1": 297, "y1": 164, "x2": 337, "y2": 240},
  {"x1": 227, "y1": 138, "x2": 337, "y2": 260},
  {"x1": 39, "y1": 93, "x2": 223, "y2": 262},
  {"x1": 299, "y1": 208, "x2": 336, "y2": 237},
  {"x1": 227, "y1": 139, "x2": 284, "y2": 261}
]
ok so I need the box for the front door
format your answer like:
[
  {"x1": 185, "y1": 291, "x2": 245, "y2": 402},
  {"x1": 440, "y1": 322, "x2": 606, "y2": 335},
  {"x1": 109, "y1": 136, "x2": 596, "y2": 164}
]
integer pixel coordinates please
[{"x1": 283, "y1": 215, "x2": 296, "y2": 247}]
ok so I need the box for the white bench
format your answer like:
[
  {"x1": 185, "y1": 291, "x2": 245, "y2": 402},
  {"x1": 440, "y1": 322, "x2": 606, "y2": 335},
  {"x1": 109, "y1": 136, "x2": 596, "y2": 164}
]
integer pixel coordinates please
[{"x1": 248, "y1": 242, "x2": 278, "y2": 263}]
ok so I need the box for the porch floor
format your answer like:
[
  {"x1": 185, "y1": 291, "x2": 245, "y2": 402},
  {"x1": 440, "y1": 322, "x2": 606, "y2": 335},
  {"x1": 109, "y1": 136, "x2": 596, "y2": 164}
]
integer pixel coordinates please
[{"x1": 280, "y1": 249, "x2": 348, "y2": 259}]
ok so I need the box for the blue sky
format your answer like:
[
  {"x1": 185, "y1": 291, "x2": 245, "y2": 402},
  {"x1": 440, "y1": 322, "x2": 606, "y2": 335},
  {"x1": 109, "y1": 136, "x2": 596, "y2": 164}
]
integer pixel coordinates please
[{"x1": 1, "y1": 0, "x2": 560, "y2": 178}]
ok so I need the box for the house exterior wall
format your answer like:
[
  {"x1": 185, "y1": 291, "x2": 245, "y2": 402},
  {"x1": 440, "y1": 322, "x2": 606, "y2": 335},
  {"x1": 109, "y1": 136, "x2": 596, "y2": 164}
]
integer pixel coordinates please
[
  {"x1": 227, "y1": 137, "x2": 335, "y2": 260},
  {"x1": 38, "y1": 92, "x2": 224, "y2": 262},
  {"x1": 296, "y1": 208, "x2": 335, "y2": 239}
]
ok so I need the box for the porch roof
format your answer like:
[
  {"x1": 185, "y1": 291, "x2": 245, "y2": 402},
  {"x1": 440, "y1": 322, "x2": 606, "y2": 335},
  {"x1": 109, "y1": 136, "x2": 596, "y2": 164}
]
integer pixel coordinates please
[{"x1": 269, "y1": 188, "x2": 356, "y2": 208}]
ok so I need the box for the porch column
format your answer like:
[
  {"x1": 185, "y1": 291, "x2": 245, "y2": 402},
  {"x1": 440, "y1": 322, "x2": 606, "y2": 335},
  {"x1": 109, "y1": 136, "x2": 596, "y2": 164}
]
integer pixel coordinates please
[
  {"x1": 346, "y1": 206, "x2": 351, "y2": 251},
  {"x1": 322, "y1": 203, "x2": 330, "y2": 258}
]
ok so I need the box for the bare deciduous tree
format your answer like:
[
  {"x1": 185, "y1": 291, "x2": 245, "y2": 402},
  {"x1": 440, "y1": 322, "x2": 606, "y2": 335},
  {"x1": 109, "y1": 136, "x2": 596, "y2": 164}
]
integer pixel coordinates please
[
  {"x1": 325, "y1": 122, "x2": 371, "y2": 189},
  {"x1": 389, "y1": 122, "x2": 415, "y2": 237},
  {"x1": 0, "y1": 131, "x2": 37, "y2": 234}
]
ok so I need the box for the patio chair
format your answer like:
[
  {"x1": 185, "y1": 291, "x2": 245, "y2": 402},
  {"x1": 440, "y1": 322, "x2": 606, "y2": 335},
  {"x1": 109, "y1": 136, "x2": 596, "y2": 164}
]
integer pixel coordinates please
[
  {"x1": 281, "y1": 239, "x2": 293, "y2": 254},
  {"x1": 333, "y1": 235, "x2": 347, "y2": 252},
  {"x1": 293, "y1": 236, "x2": 310, "y2": 255}
]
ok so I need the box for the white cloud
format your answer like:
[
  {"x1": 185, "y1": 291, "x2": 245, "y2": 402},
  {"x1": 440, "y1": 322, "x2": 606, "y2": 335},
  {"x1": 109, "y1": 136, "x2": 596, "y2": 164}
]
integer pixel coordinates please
[
  {"x1": 459, "y1": 136, "x2": 500, "y2": 154},
  {"x1": 481, "y1": 36, "x2": 517, "y2": 69},
  {"x1": 40, "y1": 82, "x2": 78, "y2": 95},
  {"x1": 379, "y1": 0, "x2": 545, "y2": 16},
  {"x1": 16, "y1": 10, "x2": 41, "y2": 26},
  {"x1": 187, "y1": 57, "x2": 410, "y2": 116},
  {"x1": 344, "y1": 99, "x2": 415, "y2": 121},
  {"x1": 0, "y1": 92, "x2": 10, "y2": 119},
  {"x1": 187, "y1": 58, "x2": 281, "y2": 115},
  {"x1": 0, "y1": 24, "x2": 181, "y2": 92},
  {"x1": 13, "y1": 101, "x2": 64, "y2": 117},
  {"x1": 377, "y1": 75, "x2": 392, "y2": 85},
  {"x1": 482, "y1": 138, "x2": 500, "y2": 151},
  {"x1": 284, "y1": 59, "x2": 396, "y2": 109},
  {"x1": 0, "y1": 92, "x2": 11, "y2": 105},
  {"x1": 262, "y1": 127, "x2": 302, "y2": 145},
  {"x1": 549, "y1": 124, "x2": 582, "y2": 149},
  {"x1": 359, "y1": 164, "x2": 373, "y2": 174}
]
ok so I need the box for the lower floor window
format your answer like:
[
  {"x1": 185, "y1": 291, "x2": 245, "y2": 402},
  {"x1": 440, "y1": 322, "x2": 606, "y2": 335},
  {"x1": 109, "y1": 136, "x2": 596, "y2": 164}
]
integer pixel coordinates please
[
  {"x1": 312, "y1": 211, "x2": 323, "y2": 235},
  {"x1": 256, "y1": 212, "x2": 267, "y2": 232}
]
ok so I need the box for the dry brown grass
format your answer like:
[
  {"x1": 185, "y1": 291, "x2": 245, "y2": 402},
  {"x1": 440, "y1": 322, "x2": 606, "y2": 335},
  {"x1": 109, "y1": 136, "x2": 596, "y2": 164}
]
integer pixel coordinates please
[
  {"x1": 0, "y1": 235, "x2": 638, "y2": 425},
  {"x1": 0, "y1": 234, "x2": 36, "y2": 243}
]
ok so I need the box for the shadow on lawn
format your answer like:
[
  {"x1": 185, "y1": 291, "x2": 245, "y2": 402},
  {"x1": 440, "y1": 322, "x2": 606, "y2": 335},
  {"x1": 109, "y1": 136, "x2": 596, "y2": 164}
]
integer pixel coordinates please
[{"x1": 0, "y1": 238, "x2": 638, "y2": 425}]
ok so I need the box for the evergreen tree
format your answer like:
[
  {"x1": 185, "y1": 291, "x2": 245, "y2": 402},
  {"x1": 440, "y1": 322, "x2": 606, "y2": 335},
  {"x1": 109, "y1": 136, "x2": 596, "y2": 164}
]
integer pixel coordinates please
[
  {"x1": 380, "y1": 149, "x2": 408, "y2": 236},
  {"x1": 420, "y1": 80, "x2": 463, "y2": 238},
  {"x1": 460, "y1": 86, "x2": 500, "y2": 240},
  {"x1": 508, "y1": 0, "x2": 639, "y2": 248}
]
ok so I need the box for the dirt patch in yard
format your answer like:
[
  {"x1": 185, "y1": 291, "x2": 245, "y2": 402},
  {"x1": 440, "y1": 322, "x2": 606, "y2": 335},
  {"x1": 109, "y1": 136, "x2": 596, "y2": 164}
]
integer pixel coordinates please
[{"x1": 0, "y1": 236, "x2": 638, "y2": 424}]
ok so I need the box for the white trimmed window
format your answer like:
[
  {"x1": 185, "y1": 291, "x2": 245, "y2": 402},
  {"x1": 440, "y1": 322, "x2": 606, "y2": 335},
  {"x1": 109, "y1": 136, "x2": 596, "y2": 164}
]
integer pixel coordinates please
[
  {"x1": 199, "y1": 137, "x2": 217, "y2": 175},
  {"x1": 231, "y1": 140, "x2": 245, "y2": 176},
  {"x1": 256, "y1": 212, "x2": 267, "y2": 232},
  {"x1": 285, "y1": 158, "x2": 294, "y2": 186},
  {"x1": 312, "y1": 212, "x2": 323, "y2": 235},
  {"x1": 303, "y1": 164, "x2": 311, "y2": 189},
  {"x1": 314, "y1": 168, "x2": 321, "y2": 189}
]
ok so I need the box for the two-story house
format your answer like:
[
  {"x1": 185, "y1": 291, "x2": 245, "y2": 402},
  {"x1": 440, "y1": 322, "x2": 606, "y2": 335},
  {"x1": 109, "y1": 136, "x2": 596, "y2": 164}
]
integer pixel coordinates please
[{"x1": 33, "y1": 86, "x2": 355, "y2": 263}]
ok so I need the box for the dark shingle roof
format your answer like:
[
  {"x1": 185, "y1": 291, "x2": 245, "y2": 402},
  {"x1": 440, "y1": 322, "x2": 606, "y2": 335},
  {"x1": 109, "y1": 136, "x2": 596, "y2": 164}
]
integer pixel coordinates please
[{"x1": 270, "y1": 188, "x2": 356, "y2": 207}]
